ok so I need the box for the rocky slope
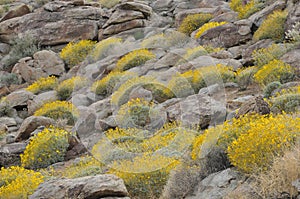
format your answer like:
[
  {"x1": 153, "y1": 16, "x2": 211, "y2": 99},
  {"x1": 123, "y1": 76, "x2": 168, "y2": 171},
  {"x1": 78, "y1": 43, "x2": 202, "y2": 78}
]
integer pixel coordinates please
[{"x1": 0, "y1": 0, "x2": 299, "y2": 198}]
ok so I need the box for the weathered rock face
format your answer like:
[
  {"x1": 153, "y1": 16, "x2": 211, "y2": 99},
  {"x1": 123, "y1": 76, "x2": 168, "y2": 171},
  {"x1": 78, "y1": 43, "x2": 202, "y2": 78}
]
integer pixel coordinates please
[
  {"x1": 5, "y1": 90, "x2": 34, "y2": 108},
  {"x1": 0, "y1": 142, "x2": 27, "y2": 167},
  {"x1": 166, "y1": 94, "x2": 226, "y2": 128},
  {"x1": 0, "y1": 4, "x2": 31, "y2": 23},
  {"x1": 281, "y1": 48, "x2": 300, "y2": 77},
  {"x1": 196, "y1": 22, "x2": 253, "y2": 48},
  {"x1": 187, "y1": 168, "x2": 246, "y2": 199},
  {"x1": 0, "y1": 1, "x2": 107, "y2": 45},
  {"x1": 29, "y1": 174, "x2": 129, "y2": 199},
  {"x1": 235, "y1": 96, "x2": 270, "y2": 118},
  {"x1": 15, "y1": 116, "x2": 54, "y2": 141}
]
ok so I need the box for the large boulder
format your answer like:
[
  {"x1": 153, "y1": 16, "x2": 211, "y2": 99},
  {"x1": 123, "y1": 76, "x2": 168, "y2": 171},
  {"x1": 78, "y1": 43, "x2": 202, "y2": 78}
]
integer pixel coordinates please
[
  {"x1": 166, "y1": 94, "x2": 226, "y2": 128},
  {"x1": 281, "y1": 48, "x2": 300, "y2": 77},
  {"x1": 5, "y1": 90, "x2": 34, "y2": 108},
  {"x1": 29, "y1": 174, "x2": 129, "y2": 199},
  {"x1": 0, "y1": 4, "x2": 31, "y2": 23},
  {"x1": 0, "y1": 1, "x2": 107, "y2": 45}
]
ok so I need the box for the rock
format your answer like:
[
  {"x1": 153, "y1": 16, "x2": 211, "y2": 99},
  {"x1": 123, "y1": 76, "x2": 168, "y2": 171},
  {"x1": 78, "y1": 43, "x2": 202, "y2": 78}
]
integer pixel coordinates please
[
  {"x1": 0, "y1": 2, "x2": 106, "y2": 45},
  {"x1": 0, "y1": 152, "x2": 20, "y2": 167},
  {"x1": 175, "y1": 8, "x2": 216, "y2": 27},
  {"x1": 15, "y1": 116, "x2": 54, "y2": 141},
  {"x1": 5, "y1": 90, "x2": 34, "y2": 108},
  {"x1": 0, "y1": 117, "x2": 17, "y2": 127},
  {"x1": 129, "y1": 86, "x2": 153, "y2": 102},
  {"x1": 65, "y1": 135, "x2": 87, "y2": 161},
  {"x1": 166, "y1": 94, "x2": 226, "y2": 128},
  {"x1": 104, "y1": 10, "x2": 144, "y2": 27},
  {"x1": 116, "y1": 1, "x2": 152, "y2": 18},
  {"x1": 73, "y1": 107, "x2": 97, "y2": 140},
  {"x1": 0, "y1": 4, "x2": 30, "y2": 23},
  {"x1": 102, "y1": 19, "x2": 145, "y2": 38},
  {"x1": 235, "y1": 96, "x2": 270, "y2": 118},
  {"x1": 285, "y1": 0, "x2": 300, "y2": 32},
  {"x1": 0, "y1": 42, "x2": 10, "y2": 54},
  {"x1": 71, "y1": 94, "x2": 91, "y2": 107},
  {"x1": 249, "y1": 0, "x2": 286, "y2": 27},
  {"x1": 198, "y1": 84, "x2": 221, "y2": 96},
  {"x1": 187, "y1": 168, "x2": 246, "y2": 199},
  {"x1": 30, "y1": 174, "x2": 129, "y2": 199},
  {"x1": 197, "y1": 22, "x2": 252, "y2": 48},
  {"x1": 12, "y1": 57, "x2": 46, "y2": 84},
  {"x1": 33, "y1": 50, "x2": 65, "y2": 76},
  {"x1": 89, "y1": 97, "x2": 112, "y2": 119},
  {"x1": 0, "y1": 142, "x2": 27, "y2": 154},
  {"x1": 28, "y1": 90, "x2": 58, "y2": 115},
  {"x1": 281, "y1": 49, "x2": 300, "y2": 77},
  {"x1": 0, "y1": 85, "x2": 10, "y2": 97}
]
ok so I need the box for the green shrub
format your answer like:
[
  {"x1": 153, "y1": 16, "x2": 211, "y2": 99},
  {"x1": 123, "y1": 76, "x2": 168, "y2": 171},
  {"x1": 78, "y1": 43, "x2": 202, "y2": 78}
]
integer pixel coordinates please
[
  {"x1": 60, "y1": 40, "x2": 96, "y2": 67},
  {"x1": 90, "y1": 37, "x2": 122, "y2": 61},
  {"x1": 195, "y1": 21, "x2": 227, "y2": 39},
  {"x1": 254, "y1": 59, "x2": 295, "y2": 86},
  {"x1": 4, "y1": 34, "x2": 40, "y2": 69},
  {"x1": 21, "y1": 127, "x2": 70, "y2": 169},
  {"x1": 263, "y1": 81, "x2": 282, "y2": 98},
  {"x1": 26, "y1": 76, "x2": 58, "y2": 94},
  {"x1": 0, "y1": 73, "x2": 20, "y2": 86},
  {"x1": 235, "y1": 66, "x2": 258, "y2": 91},
  {"x1": 56, "y1": 76, "x2": 87, "y2": 100},
  {"x1": 178, "y1": 13, "x2": 213, "y2": 35},
  {"x1": 0, "y1": 166, "x2": 44, "y2": 198},
  {"x1": 167, "y1": 74, "x2": 195, "y2": 98},
  {"x1": 230, "y1": 0, "x2": 262, "y2": 19},
  {"x1": 34, "y1": 101, "x2": 79, "y2": 125},
  {"x1": 141, "y1": 33, "x2": 165, "y2": 49},
  {"x1": 252, "y1": 43, "x2": 288, "y2": 68},
  {"x1": 253, "y1": 10, "x2": 288, "y2": 42},
  {"x1": 285, "y1": 22, "x2": 300, "y2": 43},
  {"x1": 270, "y1": 93, "x2": 300, "y2": 113},
  {"x1": 91, "y1": 71, "x2": 137, "y2": 96},
  {"x1": 115, "y1": 49, "x2": 156, "y2": 71},
  {"x1": 181, "y1": 46, "x2": 208, "y2": 62}
]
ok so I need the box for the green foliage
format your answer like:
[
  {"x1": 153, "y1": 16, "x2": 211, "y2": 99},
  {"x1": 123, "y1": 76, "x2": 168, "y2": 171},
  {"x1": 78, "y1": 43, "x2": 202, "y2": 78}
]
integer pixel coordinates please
[
  {"x1": 263, "y1": 81, "x2": 282, "y2": 98},
  {"x1": 90, "y1": 37, "x2": 122, "y2": 61},
  {"x1": 271, "y1": 93, "x2": 300, "y2": 113},
  {"x1": 21, "y1": 127, "x2": 70, "y2": 169},
  {"x1": 181, "y1": 46, "x2": 208, "y2": 62},
  {"x1": 4, "y1": 34, "x2": 40, "y2": 69},
  {"x1": 235, "y1": 66, "x2": 258, "y2": 90},
  {"x1": 115, "y1": 49, "x2": 156, "y2": 71},
  {"x1": 99, "y1": 0, "x2": 120, "y2": 8},
  {"x1": 285, "y1": 22, "x2": 300, "y2": 43},
  {"x1": 60, "y1": 40, "x2": 96, "y2": 67},
  {"x1": 252, "y1": 43, "x2": 288, "y2": 68},
  {"x1": 56, "y1": 76, "x2": 87, "y2": 100},
  {"x1": 34, "y1": 101, "x2": 79, "y2": 125},
  {"x1": 253, "y1": 10, "x2": 288, "y2": 42},
  {"x1": 91, "y1": 71, "x2": 137, "y2": 96},
  {"x1": 0, "y1": 166, "x2": 44, "y2": 199},
  {"x1": 254, "y1": 59, "x2": 295, "y2": 86},
  {"x1": 178, "y1": 13, "x2": 213, "y2": 35},
  {"x1": 167, "y1": 74, "x2": 195, "y2": 98},
  {"x1": 26, "y1": 76, "x2": 58, "y2": 94},
  {"x1": 230, "y1": 0, "x2": 262, "y2": 19},
  {"x1": 0, "y1": 73, "x2": 19, "y2": 86},
  {"x1": 0, "y1": 99, "x2": 14, "y2": 117}
]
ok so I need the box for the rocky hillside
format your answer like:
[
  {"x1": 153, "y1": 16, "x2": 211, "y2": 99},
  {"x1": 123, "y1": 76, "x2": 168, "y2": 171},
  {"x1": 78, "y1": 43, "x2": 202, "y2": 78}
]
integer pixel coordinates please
[{"x1": 0, "y1": 0, "x2": 300, "y2": 198}]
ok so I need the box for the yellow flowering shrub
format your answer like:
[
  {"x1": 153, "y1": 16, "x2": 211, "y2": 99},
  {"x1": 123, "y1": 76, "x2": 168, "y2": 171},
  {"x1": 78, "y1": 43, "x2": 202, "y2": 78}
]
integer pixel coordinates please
[
  {"x1": 230, "y1": 0, "x2": 262, "y2": 19},
  {"x1": 182, "y1": 46, "x2": 208, "y2": 61},
  {"x1": 56, "y1": 76, "x2": 87, "y2": 100},
  {"x1": 115, "y1": 49, "x2": 156, "y2": 71},
  {"x1": 227, "y1": 114, "x2": 300, "y2": 173},
  {"x1": 166, "y1": 74, "x2": 195, "y2": 98},
  {"x1": 195, "y1": 21, "x2": 227, "y2": 39},
  {"x1": 91, "y1": 37, "x2": 122, "y2": 61},
  {"x1": 253, "y1": 10, "x2": 288, "y2": 42},
  {"x1": 91, "y1": 71, "x2": 137, "y2": 96},
  {"x1": 60, "y1": 40, "x2": 96, "y2": 67},
  {"x1": 141, "y1": 33, "x2": 165, "y2": 48},
  {"x1": 254, "y1": 59, "x2": 295, "y2": 86},
  {"x1": 252, "y1": 43, "x2": 288, "y2": 68},
  {"x1": 26, "y1": 76, "x2": 58, "y2": 94},
  {"x1": 108, "y1": 154, "x2": 180, "y2": 198},
  {"x1": 21, "y1": 127, "x2": 70, "y2": 169},
  {"x1": 34, "y1": 101, "x2": 79, "y2": 124},
  {"x1": 178, "y1": 13, "x2": 213, "y2": 35},
  {"x1": 111, "y1": 76, "x2": 168, "y2": 106},
  {"x1": 0, "y1": 166, "x2": 44, "y2": 199}
]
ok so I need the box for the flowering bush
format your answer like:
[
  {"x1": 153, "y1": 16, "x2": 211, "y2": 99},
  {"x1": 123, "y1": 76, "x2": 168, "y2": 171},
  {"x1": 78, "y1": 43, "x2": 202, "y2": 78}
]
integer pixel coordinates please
[
  {"x1": 252, "y1": 43, "x2": 288, "y2": 68},
  {"x1": 26, "y1": 76, "x2": 58, "y2": 94},
  {"x1": 91, "y1": 37, "x2": 122, "y2": 61},
  {"x1": 108, "y1": 154, "x2": 180, "y2": 198},
  {"x1": 178, "y1": 13, "x2": 213, "y2": 35},
  {"x1": 235, "y1": 66, "x2": 258, "y2": 90},
  {"x1": 0, "y1": 166, "x2": 44, "y2": 199},
  {"x1": 194, "y1": 21, "x2": 227, "y2": 39},
  {"x1": 285, "y1": 21, "x2": 300, "y2": 43},
  {"x1": 141, "y1": 33, "x2": 166, "y2": 49},
  {"x1": 227, "y1": 114, "x2": 300, "y2": 173},
  {"x1": 56, "y1": 76, "x2": 87, "y2": 100},
  {"x1": 181, "y1": 46, "x2": 208, "y2": 62},
  {"x1": 254, "y1": 59, "x2": 295, "y2": 86},
  {"x1": 230, "y1": 0, "x2": 262, "y2": 19},
  {"x1": 91, "y1": 71, "x2": 137, "y2": 96},
  {"x1": 21, "y1": 127, "x2": 70, "y2": 169},
  {"x1": 263, "y1": 81, "x2": 282, "y2": 98},
  {"x1": 167, "y1": 74, "x2": 195, "y2": 98},
  {"x1": 270, "y1": 93, "x2": 300, "y2": 113},
  {"x1": 60, "y1": 40, "x2": 96, "y2": 67},
  {"x1": 253, "y1": 10, "x2": 288, "y2": 42},
  {"x1": 34, "y1": 101, "x2": 79, "y2": 124},
  {"x1": 115, "y1": 49, "x2": 156, "y2": 71}
]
